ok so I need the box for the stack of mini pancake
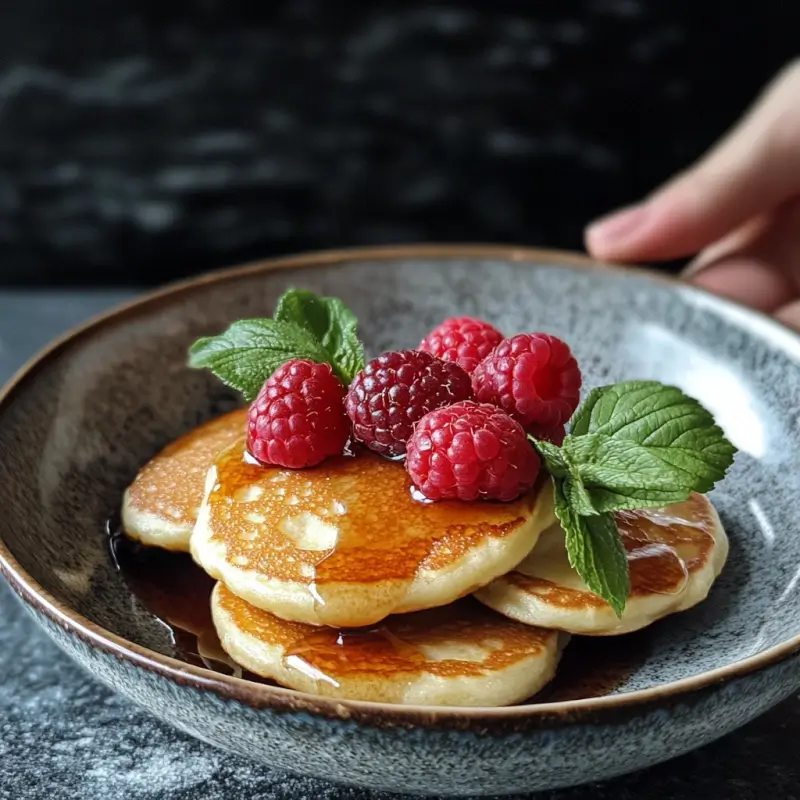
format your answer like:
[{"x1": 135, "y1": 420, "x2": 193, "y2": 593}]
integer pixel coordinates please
[{"x1": 122, "y1": 409, "x2": 729, "y2": 707}]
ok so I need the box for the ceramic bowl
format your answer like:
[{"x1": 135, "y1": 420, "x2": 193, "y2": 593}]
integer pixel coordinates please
[{"x1": 1, "y1": 246, "x2": 799, "y2": 797}]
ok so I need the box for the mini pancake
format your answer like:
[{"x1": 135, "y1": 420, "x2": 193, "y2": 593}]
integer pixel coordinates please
[
  {"x1": 211, "y1": 583, "x2": 566, "y2": 706},
  {"x1": 122, "y1": 410, "x2": 247, "y2": 551},
  {"x1": 191, "y1": 442, "x2": 556, "y2": 628},
  {"x1": 475, "y1": 493, "x2": 728, "y2": 636}
]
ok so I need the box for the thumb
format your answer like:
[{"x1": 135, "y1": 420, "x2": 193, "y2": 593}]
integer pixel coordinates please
[{"x1": 586, "y1": 60, "x2": 800, "y2": 262}]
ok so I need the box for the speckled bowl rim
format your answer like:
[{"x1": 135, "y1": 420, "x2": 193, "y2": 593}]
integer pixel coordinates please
[{"x1": 2, "y1": 244, "x2": 800, "y2": 727}]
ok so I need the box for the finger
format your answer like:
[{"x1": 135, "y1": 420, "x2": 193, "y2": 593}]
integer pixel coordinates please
[
  {"x1": 686, "y1": 196, "x2": 800, "y2": 312},
  {"x1": 774, "y1": 299, "x2": 800, "y2": 331},
  {"x1": 689, "y1": 257, "x2": 795, "y2": 312},
  {"x1": 682, "y1": 214, "x2": 770, "y2": 277},
  {"x1": 586, "y1": 60, "x2": 800, "y2": 262}
]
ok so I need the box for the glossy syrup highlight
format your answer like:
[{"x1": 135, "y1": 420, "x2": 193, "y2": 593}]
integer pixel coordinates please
[
  {"x1": 200, "y1": 439, "x2": 541, "y2": 627},
  {"x1": 108, "y1": 517, "x2": 647, "y2": 701},
  {"x1": 109, "y1": 521, "x2": 252, "y2": 679}
]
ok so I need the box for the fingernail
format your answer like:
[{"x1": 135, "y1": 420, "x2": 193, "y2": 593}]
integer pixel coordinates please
[
  {"x1": 586, "y1": 205, "x2": 649, "y2": 249},
  {"x1": 681, "y1": 254, "x2": 709, "y2": 278}
]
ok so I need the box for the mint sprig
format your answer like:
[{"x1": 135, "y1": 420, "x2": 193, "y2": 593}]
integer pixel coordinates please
[
  {"x1": 553, "y1": 478, "x2": 630, "y2": 617},
  {"x1": 274, "y1": 290, "x2": 365, "y2": 385},
  {"x1": 532, "y1": 380, "x2": 737, "y2": 617},
  {"x1": 189, "y1": 289, "x2": 365, "y2": 400}
]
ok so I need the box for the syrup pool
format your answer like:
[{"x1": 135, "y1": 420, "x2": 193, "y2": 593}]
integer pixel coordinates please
[{"x1": 108, "y1": 518, "x2": 651, "y2": 703}]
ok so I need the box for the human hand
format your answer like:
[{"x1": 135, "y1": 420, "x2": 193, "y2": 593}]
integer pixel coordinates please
[{"x1": 584, "y1": 60, "x2": 800, "y2": 329}]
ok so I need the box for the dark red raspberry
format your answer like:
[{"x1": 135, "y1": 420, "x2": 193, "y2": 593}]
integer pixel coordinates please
[
  {"x1": 527, "y1": 422, "x2": 566, "y2": 446},
  {"x1": 406, "y1": 401, "x2": 540, "y2": 502},
  {"x1": 345, "y1": 349, "x2": 473, "y2": 458},
  {"x1": 472, "y1": 333, "x2": 582, "y2": 429},
  {"x1": 418, "y1": 316, "x2": 504, "y2": 374},
  {"x1": 247, "y1": 359, "x2": 349, "y2": 469}
]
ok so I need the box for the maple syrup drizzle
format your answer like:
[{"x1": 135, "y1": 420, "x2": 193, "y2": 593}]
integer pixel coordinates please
[
  {"x1": 203, "y1": 439, "x2": 538, "y2": 626},
  {"x1": 512, "y1": 495, "x2": 714, "y2": 606},
  {"x1": 109, "y1": 520, "x2": 642, "y2": 701},
  {"x1": 216, "y1": 584, "x2": 558, "y2": 685},
  {"x1": 111, "y1": 409, "x2": 661, "y2": 702},
  {"x1": 109, "y1": 525, "x2": 249, "y2": 678},
  {"x1": 617, "y1": 496, "x2": 713, "y2": 597}
]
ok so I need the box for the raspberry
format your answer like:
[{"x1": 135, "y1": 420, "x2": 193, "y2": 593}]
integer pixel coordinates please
[
  {"x1": 406, "y1": 401, "x2": 540, "y2": 502},
  {"x1": 345, "y1": 350, "x2": 473, "y2": 458},
  {"x1": 527, "y1": 422, "x2": 566, "y2": 446},
  {"x1": 247, "y1": 359, "x2": 349, "y2": 469},
  {"x1": 418, "y1": 316, "x2": 504, "y2": 374},
  {"x1": 472, "y1": 333, "x2": 582, "y2": 429}
]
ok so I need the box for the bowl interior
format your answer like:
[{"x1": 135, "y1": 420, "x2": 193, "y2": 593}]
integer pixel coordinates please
[{"x1": 2, "y1": 251, "x2": 799, "y2": 700}]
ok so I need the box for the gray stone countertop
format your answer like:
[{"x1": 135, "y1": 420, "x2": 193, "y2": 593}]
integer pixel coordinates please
[{"x1": 1, "y1": 291, "x2": 798, "y2": 799}]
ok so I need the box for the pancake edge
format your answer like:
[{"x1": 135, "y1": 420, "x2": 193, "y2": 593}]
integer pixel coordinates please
[
  {"x1": 191, "y1": 480, "x2": 557, "y2": 628},
  {"x1": 210, "y1": 583, "x2": 566, "y2": 706},
  {"x1": 474, "y1": 497, "x2": 729, "y2": 636}
]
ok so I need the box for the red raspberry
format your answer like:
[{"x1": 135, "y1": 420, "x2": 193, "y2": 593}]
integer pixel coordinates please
[
  {"x1": 406, "y1": 401, "x2": 540, "y2": 502},
  {"x1": 345, "y1": 349, "x2": 473, "y2": 458},
  {"x1": 527, "y1": 422, "x2": 566, "y2": 446},
  {"x1": 418, "y1": 316, "x2": 504, "y2": 374},
  {"x1": 472, "y1": 333, "x2": 582, "y2": 429},
  {"x1": 247, "y1": 359, "x2": 349, "y2": 469}
]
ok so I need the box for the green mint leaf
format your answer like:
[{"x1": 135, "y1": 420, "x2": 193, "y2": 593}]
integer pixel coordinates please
[
  {"x1": 274, "y1": 289, "x2": 365, "y2": 384},
  {"x1": 539, "y1": 379, "x2": 734, "y2": 616},
  {"x1": 565, "y1": 380, "x2": 736, "y2": 511},
  {"x1": 529, "y1": 437, "x2": 568, "y2": 478},
  {"x1": 531, "y1": 436, "x2": 597, "y2": 514},
  {"x1": 553, "y1": 478, "x2": 630, "y2": 616},
  {"x1": 568, "y1": 386, "x2": 607, "y2": 436},
  {"x1": 578, "y1": 513, "x2": 630, "y2": 618},
  {"x1": 563, "y1": 472, "x2": 599, "y2": 516},
  {"x1": 189, "y1": 289, "x2": 367, "y2": 400},
  {"x1": 188, "y1": 319, "x2": 330, "y2": 401},
  {"x1": 552, "y1": 477, "x2": 577, "y2": 532},
  {"x1": 569, "y1": 381, "x2": 671, "y2": 437},
  {"x1": 563, "y1": 435, "x2": 712, "y2": 511}
]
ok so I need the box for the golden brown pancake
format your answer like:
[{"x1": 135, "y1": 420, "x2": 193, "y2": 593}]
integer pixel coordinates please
[
  {"x1": 212, "y1": 583, "x2": 566, "y2": 706},
  {"x1": 475, "y1": 493, "x2": 728, "y2": 635},
  {"x1": 191, "y1": 442, "x2": 556, "y2": 627},
  {"x1": 122, "y1": 410, "x2": 247, "y2": 551}
]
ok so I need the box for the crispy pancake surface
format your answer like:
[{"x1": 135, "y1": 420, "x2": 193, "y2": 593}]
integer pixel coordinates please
[{"x1": 122, "y1": 410, "x2": 246, "y2": 551}]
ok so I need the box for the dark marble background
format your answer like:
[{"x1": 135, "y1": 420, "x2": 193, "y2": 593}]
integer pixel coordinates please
[{"x1": 0, "y1": 0, "x2": 797, "y2": 286}]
